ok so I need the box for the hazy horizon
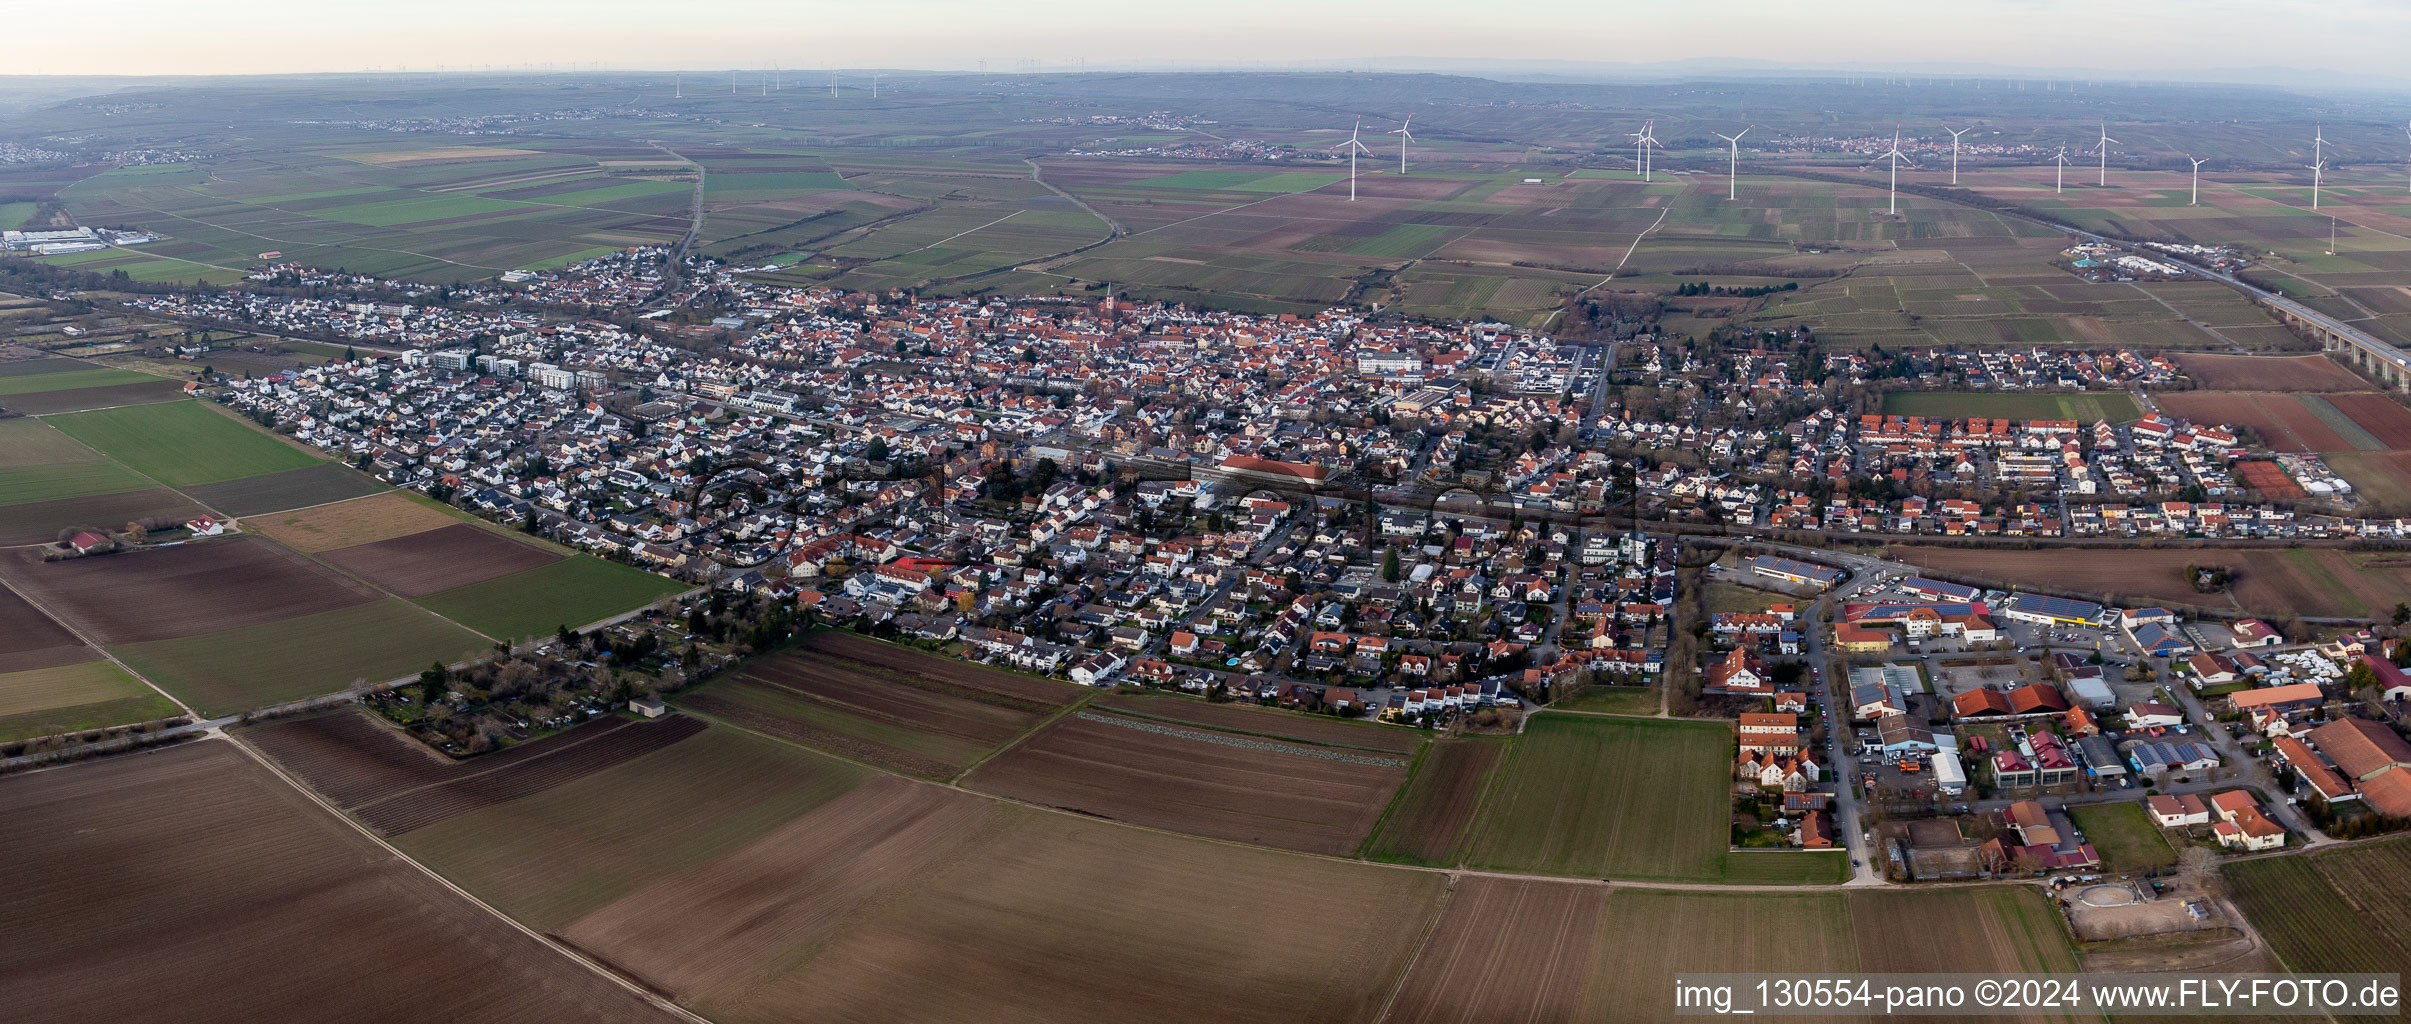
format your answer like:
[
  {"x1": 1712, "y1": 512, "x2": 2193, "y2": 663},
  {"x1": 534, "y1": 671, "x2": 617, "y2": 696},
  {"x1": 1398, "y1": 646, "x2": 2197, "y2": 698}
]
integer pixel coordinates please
[{"x1": 11, "y1": 0, "x2": 2405, "y2": 82}]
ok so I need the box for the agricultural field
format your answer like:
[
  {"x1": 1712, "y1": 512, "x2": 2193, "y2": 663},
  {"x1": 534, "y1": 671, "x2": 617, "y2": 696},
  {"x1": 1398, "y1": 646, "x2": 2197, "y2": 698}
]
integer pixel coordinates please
[
  {"x1": 411, "y1": 554, "x2": 687, "y2": 642},
  {"x1": 1386, "y1": 882, "x2": 2078, "y2": 1023},
  {"x1": 46, "y1": 399, "x2": 321, "y2": 487},
  {"x1": 178, "y1": 462, "x2": 387, "y2": 517},
  {"x1": 1092, "y1": 689, "x2": 1422, "y2": 752},
  {"x1": 1889, "y1": 544, "x2": 2411, "y2": 620},
  {"x1": 112, "y1": 599, "x2": 491, "y2": 716},
  {"x1": 0, "y1": 739, "x2": 679, "y2": 1024},
  {"x1": 0, "y1": 658, "x2": 180, "y2": 742},
  {"x1": 1460, "y1": 715, "x2": 1843, "y2": 884},
  {"x1": 1362, "y1": 735, "x2": 1506, "y2": 865},
  {"x1": 681, "y1": 631, "x2": 1080, "y2": 779},
  {"x1": 320, "y1": 522, "x2": 562, "y2": 598},
  {"x1": 247, "y1": 489, "x2": 475, "y2": 552},
  {"x1": 334, "y1": 708, "x2": 1451, "y2": 1024},
  {"x1": 2227, "y1": 837, "x2": 2411, "y2": 981},
  {"x1": 967, "y1": 704, "x2": 1413, "y2": 855},
  {"x1": 1881, "y1": 390, "x2": 2142, "y2": 423},
  {"x1": 0, "y1": 488, "x2": 207, "y2": 546},
  {"x1": 2175, "y1": 352, "x2": 2368, "y2": 391},
  {"x1": 0, "y1": 536, "x2": 379, "y2": 646},
  {"x1": 2065, "y1": 801, "x2": 2178, "y2": 872}
]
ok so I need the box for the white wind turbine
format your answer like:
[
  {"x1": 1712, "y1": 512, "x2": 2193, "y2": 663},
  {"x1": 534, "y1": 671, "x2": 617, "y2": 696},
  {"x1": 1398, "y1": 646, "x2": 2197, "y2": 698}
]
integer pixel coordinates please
[
  {"x1": 1944, "y1": 125, "x2": 1973, "y2": 184},
  {"x1": 1628, "y1": 120, "x2": 1659, "y2": 181},
  {"x1": 2309, "y1": 158, "x2": 2325, "y2": 210},
  {"x1": 1879, "y1": 127, "x2": 1914, "y2": 214},
  {"x1": 2315, "y1": 122, "x2": 2327, "y2": 166},
  {"x1": 1389, "y1": 115, "x2": 1415, "y2": 175},
  {"x1": 1338, "y1": 119, "x2": 1374, "y2": 201},
  {"x1": 1713, "y1": 125, "x2": 1753, "y2": 201},
  {"x1": 2053, "y1": 145, "x2": 2071, "y2": 194},
  {"x1": 1640, "y1": 121, "x2": 1663, "y2": 181},
  {"x1": 2095, "y1": 122, "x2": 2118, "y2": 187},
  {"x1": 2188, "y1": 156, "x2": 2207, "y2": 206}
]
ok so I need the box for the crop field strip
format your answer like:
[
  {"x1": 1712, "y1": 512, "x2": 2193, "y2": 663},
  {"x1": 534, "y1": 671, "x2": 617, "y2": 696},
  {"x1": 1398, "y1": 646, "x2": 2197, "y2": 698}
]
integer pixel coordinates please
[
  {"x1": 1462, "y1": 715, "x2": 1758, "y2": 883},
  {"x1": 1362, "y1": 735, "x2": 1506, "y2": 865},
  {"x1": 0, "y1": 659, "x2": 178, "y2": 743},
  {"x1": 965, "y1": 701, "x2": 1415, "y2": 856},
  {"x1": 352, "y1": 716, "x2": 707, "y2": 835},
  {"x1": 1891, "y1": 542, "x2": 2411, "y2": 620},
  {"x1": 680, "y1": 639, "x2": 1077, "y2": 780},
  {"x1": 0, "y1": 740, "x2": 681, "y2": 1024}
]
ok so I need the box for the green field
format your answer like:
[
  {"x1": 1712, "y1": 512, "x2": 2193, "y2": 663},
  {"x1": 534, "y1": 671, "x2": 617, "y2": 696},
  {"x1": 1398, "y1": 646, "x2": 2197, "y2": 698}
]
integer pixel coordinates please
[
  {"x1": 312, "y1": 192, "x2": 531, "y2": 227},
  {"x1": 2065, "y1": 801, "x2": 2177, "y2": 871},
  {"x1": 1462, "y1": 715, "x2": 1831, "y2": 883},
  {"x1": 111, "y1": 599, "x2": 489, "y2": 717},
  {"x1": 701, "y1": 171, "x2": 852, "y2": 200},
  {"x1": 0, "y1": 461, "x2": 151, "y2": 506},
  {"x1": 0, "y1": 368, "x2": 153, "y2": 395},
  {"x1": 0, "y1": 417, "x2": 105, "y2": 468},
  {"x1": 1881, "y1": 390, "x2": 2144, "y2": 423},
  {"x1": 46, "y1": 401, "x2": 321, "y2": 487},
  {"x1": 412, "y1": 555, "x2": 688, "y2": 642},
  {"x1": 0, "y1": 660, "x2": 181, "y2": 742},
  {"x1": 516, "y1": 245, "x2": 619, "y2": 271}
]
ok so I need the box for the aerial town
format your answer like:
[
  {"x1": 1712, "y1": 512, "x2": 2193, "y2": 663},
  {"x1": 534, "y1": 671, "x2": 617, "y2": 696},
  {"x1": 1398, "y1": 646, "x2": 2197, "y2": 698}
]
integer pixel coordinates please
[{"x1": 5, "y1": 34, "x2": 2411, "y2": 1023}]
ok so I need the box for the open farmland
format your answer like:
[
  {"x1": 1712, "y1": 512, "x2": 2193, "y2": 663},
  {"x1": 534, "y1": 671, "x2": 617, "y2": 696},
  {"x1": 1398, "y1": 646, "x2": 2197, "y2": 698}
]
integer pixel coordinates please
[
  {"x1": 0, "y1": 585, "x2": 85, "y2": 671},
  {"x1": 2322, "y1": 393, "x2": 2411, "y2": 448},
  {"x1": 681, "y1": 633, "x2": 1078, "y2": 779},
  {"x1": 1881, "y1": 390, "x2": 2141, "y2": 423},
  {"x1": 2228, "y1": 837, "x2": 2411, "y2": 985},
  {"x1": 246, "y1": 489, "x2": 467, "y2": 552},
  {"x1": 0, "y1": 488, "x2": 207, "y2": 546},
  {"x1": 2175, "y1": 352, "x2": 2368, "y2": 391},
  {"x1": 366, "y1": 712, "x2": 1449, "y2": 1024},
  {"x1": 1460, "y1": 715, "x2": 1841, "y2": 883},
  {"x1": 319, "y1": 522, "x2": 562, "y2": 598},
  {"x1": 2155, "y1": 391, "x2": 2357, "y2": 452},
  {"x1": 965, "y1": 706, "x2": 1413, "y2": 855},
  {"x1": 412, "y1": 554, "x2": 686, "y2": 641},
  {"x1": 1890, "y1": 544, "x2": 2411, "y2": 620},
  {"x1": 0, "y1": 536, "x2": 377, "y2": 645},
  {"x1": 567, "y1": 776, "x2": 1444, "y2": 1024},
  {"x1": 1385, "y1": 882, "x2": 2077, "y2": 1023},
  {"x1": 1363, "y1": 735, "x2": 1506, "y2": 865},
  {"x1": 0, "y1": 378, "x2": 189, "y2": 415},
  {"x1": 1093, "y1": 689, "x2": 1422, "y2": 752},
  {"x1": 0, "y1": 658, "x2": 179, "y2": 742},
  {"x1": 0, "y1": 739, "x2": 679, "y2": 1024},
  {"x1": 179, "y1": 462, "x2": 387, "y2": 517},
  {"x1": 111, "y1": 599, "x2": 489, "y2": 715},
  {"x1": 46, "y1": 400, "x2": 321, "y2": 486},
  {"x1": 1380, "y1": 877, "x2": 1608, "y2": 1024}
]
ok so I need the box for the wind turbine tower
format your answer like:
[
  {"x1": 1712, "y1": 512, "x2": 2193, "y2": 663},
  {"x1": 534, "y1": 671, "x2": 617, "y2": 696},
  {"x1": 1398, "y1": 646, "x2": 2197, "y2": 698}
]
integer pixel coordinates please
[
  {"x1": 1339, "y1": 119, "x2": 1373, "y2": 201},
  {"x1": 1640, "y1": 121, "x2": 1662, "y2": 181},
  {"x1": 1713, "y1": 125, "x2": 1752, "y2": 200},
  {"x1": 1879, "y1": 128, "x2": 1913, "y2": 214},
  {"x1": 2095, "y1": 122, "x2": 2118, "y2": 186},
  {"x1": 2309, "y1": 159, "x2": 2325, "y2": 210},
  {"x1": 1944, "y1": 124, "x2": 1972, "y2": 184},
  {"x1": 1628, "y1": 122, "x2": 1648, "y2": 180},
  {"x1": 674, "y1": 73, "x2": 681, "y2": 99},
  {"x1": 2188, "y1": 156, "x2": 2206, "y2": 206},
  {"x1": 2053, "y1": 145, "x2": 2071, "y2": 194},
  {"x1": 1389, "y1": 115, "x2": 1414, "y2": 175}
]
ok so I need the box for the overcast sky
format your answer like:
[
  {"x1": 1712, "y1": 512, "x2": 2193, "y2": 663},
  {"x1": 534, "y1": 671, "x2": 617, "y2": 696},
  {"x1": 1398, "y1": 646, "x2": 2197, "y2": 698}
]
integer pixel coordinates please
[{"x1": 11, "y1": 0, "x2": 2402, "y2": 78}]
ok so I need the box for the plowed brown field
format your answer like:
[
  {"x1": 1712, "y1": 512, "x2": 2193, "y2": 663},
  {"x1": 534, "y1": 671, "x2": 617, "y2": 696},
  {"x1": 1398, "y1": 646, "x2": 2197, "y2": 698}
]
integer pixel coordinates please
[
  {"x1": 1383, "y1": 877, "x2": 1606, "y2": 1024},
  {"x1": 965, "y1": 710, "x2": 1410, "y2": 855},
  {"x1": 2324, "y1": 393, "x2": 2411, "y2": 448},
  {"x1": 1365, "y1": 736, "x2": 1505, "y2": 865},
  {"x1": 0, "y1": 536, "x2": 377, "y2": 644},
  {"x1": 2175, "y1": 353, "x2": 2364, "y2": 391},
  {"x1": 1890, "y1": 545, "x2": 2411, "y2": 620},
  {"x1": 2154, "y1": 391, "x2": 2346, "y2": 452},
  {"x1": 319, "y1": 522, "x2": 561, "y2": 597},
  {"x1": 0, "y1": 740, "x2": 677, "y2": 1024}
]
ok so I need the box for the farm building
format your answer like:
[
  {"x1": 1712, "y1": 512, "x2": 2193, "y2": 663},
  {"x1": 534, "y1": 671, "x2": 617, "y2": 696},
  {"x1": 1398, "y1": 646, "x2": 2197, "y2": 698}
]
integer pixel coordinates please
[
  {"x1": 1932, "y1": 748, "x2": 1968, "y2": 795},
  {"x1": 2126, "y1": 741, "x2": 2221, "y2": 776},
  {"x1": 2228, "y1": 683, "x2": 2325, "y2": 717},
  {"x1": 2000, "y1": 594, "x2": 2103, "y2": 627},
  {"x1": 2229, "y1": 618, "x2": 2282, "y2": 648},
  {"x1": 628, "y1": 698, "x2": 665, "y2": 718},
  {"x1": 2147, "y1": 793, "x2": 2212, "y2": 827},
  {"x1": 1749, "y1": 554, "x2": 1843, "y2": 588}
]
